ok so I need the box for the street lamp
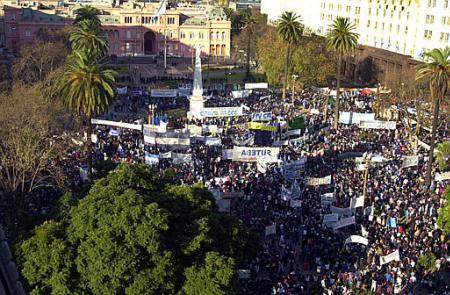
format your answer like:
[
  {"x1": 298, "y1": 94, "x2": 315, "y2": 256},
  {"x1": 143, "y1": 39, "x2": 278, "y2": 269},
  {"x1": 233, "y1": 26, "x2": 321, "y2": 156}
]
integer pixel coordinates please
[
  {"x1": 292, "y1": 74, "x2": 299, "y2": 102},
  {"x1": 362, "y1": 152, "x2": 372, "y2": 198},
  {"x1": 148, "y1": 104, "x2": 157, "y2": 128}
]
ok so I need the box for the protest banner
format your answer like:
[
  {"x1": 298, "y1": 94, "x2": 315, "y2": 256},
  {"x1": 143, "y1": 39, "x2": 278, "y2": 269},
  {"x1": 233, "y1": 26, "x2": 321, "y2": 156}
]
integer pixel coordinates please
[
  {"x1": 251, "y1": 112, "x2": 272, "y2": 121},
  {"x1": 144, "y1": 152, "x2": 159, "y2": 166},
  {"x1": 160, "y1": 151, "x2": 172, "y2": 159},
  {"x1": 116, "y1": 86, "x2": 128, "y2": 94},
  {"x1": 339, "y1": 112, "x2": 375, "y2": 124},
  {"x1": 344, "y1": 235, "x2": 369, "y2": 246},
  {"x1": 380, "y1": 250, "x2": 400, "y2": 265},
  {"x1": 222, "y1": 149, "x2": 233, "y2": 160},
  {"x1": 232, "y1": 147, "x2": 280, "y2": 163},
  {"x1": 333, "y1": 216, "x2": 356, "y2": 230},
  {"x1": 402, "y1": 155, "x2": 419, "y2": 168},
  {"x1": 435, "y1": 171, "x2": 450, "y2": 181},
  {"x1": 247, "y1": 122, "x2": 277, "y2": 132},
  {"x1": 245, "y1": 82, "x2": 268, "y2": 90},
  {"x1": 91, "y1": 119, "x2": 142, "y2": 131},
  {"x1": 187, "y1": 124, "x2": 202, "y2": 136},
  {"x1": 307, "y1": 175, "x2": 332, "y2": 186},
  {"x1": 199, "y1": 107, "x2": 243, "y2": 118},
  {"x1": 265, "y1": 224, "x2": 276, "y2": 236},
  {"x1": 359, "y1": 120, "x2": 397, "y2": 130},
  {"x1": 231, "y1": 90, "x2": 252, "y2": 98},
  {"x1": 172, "y1": 153, "x2": 192, "y2": 165},
  {"x1": 150, "y1": 89, "x2": 178, "y2": 97},
  {"x1": 286, "y1": 129, "x2": 302, "y2": 137},
  {"x1": 350, "y1": 196, "x2": 365, "y2": 209},
  {"x1": 323, "y1": 213, "x2": 339, "y2": 224},
  {"x1": 144, "y1": 130, "x2": 191, "y2": 146},
  {"x1": 330, "y1": 206, "x2": 352, "y2": 217},
  {"x1": 321, "y1": 192, "x2": 335, "y2": 203}
]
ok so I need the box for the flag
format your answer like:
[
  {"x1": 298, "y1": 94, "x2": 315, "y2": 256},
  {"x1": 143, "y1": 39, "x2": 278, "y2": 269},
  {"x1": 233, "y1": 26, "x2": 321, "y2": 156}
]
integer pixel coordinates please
[{"x1": 154, "y1": 0, "x2": 167, "y2": 18}]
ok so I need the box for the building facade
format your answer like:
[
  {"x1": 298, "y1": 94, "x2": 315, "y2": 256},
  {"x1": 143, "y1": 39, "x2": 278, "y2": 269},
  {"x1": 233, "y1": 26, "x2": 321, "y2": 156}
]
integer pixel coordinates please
[
  {"x1": 261, "y1": 0, "x2": 450, "y2": 61},
  {"x1": 3, "y1": 1, "x2": 231, "y2": 57}
]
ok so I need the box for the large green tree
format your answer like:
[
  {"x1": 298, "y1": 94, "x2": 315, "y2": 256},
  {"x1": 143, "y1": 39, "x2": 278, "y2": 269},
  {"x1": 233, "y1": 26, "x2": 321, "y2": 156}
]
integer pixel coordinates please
[
  {"x1": 326, "y1": 17, "x2": 359, "y2": 129},
  {"x1": 17, "y1": 164, "x2": 257, "y2": 294},
  {"x1": 276, "y1": 11, "x2": 303, "y2": 100},
  {"x1": 242, "y1": 9, "x2": 257, "y2": 76},
  {"x1": 438, "y1": 186, "x2": 450, "y2": 235},
  {"x1": 416, "y1": 47, "x2": 450, "y2": 189},
  {"x1": 70, "y1": 19, "x2": 108, "y2": 58}
]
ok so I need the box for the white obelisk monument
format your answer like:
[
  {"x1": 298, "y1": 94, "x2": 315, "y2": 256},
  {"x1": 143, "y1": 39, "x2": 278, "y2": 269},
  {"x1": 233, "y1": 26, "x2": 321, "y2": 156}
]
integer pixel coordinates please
[{"x1": 188, "y1": 45, "x2": 205, "y2": 119}]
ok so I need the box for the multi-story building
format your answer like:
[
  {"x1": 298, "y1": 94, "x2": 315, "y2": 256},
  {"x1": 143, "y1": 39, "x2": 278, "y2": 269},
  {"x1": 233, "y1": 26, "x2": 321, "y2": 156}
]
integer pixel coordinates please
[
  {"x1": 3, "y1": 1, "x2": 231, "y2": 57},
  {"x1": 261, "y1": 0, "x2": 450, "y2": 61}
]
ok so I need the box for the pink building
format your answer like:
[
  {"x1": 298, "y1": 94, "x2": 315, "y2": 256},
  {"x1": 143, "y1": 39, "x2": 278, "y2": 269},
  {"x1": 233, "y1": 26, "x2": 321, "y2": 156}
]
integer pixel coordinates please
[{"x1": 3, "y1": 2, "x2": 231, "y2": 57}]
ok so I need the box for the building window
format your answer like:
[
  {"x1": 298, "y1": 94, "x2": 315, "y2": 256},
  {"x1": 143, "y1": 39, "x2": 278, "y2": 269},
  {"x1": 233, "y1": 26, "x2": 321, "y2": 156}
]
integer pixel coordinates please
[
  {"x1": 427, "y1": 0, "x2": 436, "y2": 7},
  {"x1": 125, "y1": 16, "x2": 132, "y2": 24},
  {"x1": 199, "y1": 32, "x2": 204, "y2": 39},
  {"x1": 426, "y1": 15, "x2": 434, "y2": 24},
  {"x1": 221, "y1": 32, "x2": 225, "y2": 39},
  {"x1": 355, "y1": 7, "x2": 361, "y2": 14},
  {"x1": 210, "y1": 32, "x2": 214, "y2": 39},
  {"x1": 354, "y1": 18, "x2": 360, "y2": 27},
  {"x1": 440, "y1": 32, "x2": 449, "y2": 41},
  {"x1": 11, "y1": 14, "x2": 16, "y2": 21},
  {"x1": 136, "y1": 32, "x2": 141, "y2": 39},
  {"x1": 126, "y1": 30, "x2": 131, "y2": 39},
  {"x1": 25, "y1": 30, "x2": 31, "y2": 37},
  {"x1": 444, "y1": 0, "x2": 449, "y2": 8},
  {"x1": 11, "y1": 26, "x2": 16, "y2": 34},
  {"x1": 181, "y1": 32, "x2": 185, "y2": 39},
  {"x1": 346, "y1": 5, "x2": 351, "y2": 13},
  {"x1": 190, "y1": 32, "x2": 194, "y2": 39},
  {"x1": 125, "y1": 42, "x2": 131, "y2": 50},
  {"x1": 167, "y1": 17, "x2": 175, "y2": 25},
  {"x1": 424, "y1": 29, "x2": 433, "y2": 39}
]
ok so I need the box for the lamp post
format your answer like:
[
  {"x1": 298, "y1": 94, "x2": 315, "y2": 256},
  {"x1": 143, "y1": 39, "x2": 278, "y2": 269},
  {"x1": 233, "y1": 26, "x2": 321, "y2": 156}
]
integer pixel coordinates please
[
  {"x1": 292, "y1": 74, "x2": 298, "y2": 103},
  {"x1": 148, "y1": 103, "x2": 157, "y2": 128},
  {"x1": 363, "y1": 152, "x2": 372, "y2": 198}
]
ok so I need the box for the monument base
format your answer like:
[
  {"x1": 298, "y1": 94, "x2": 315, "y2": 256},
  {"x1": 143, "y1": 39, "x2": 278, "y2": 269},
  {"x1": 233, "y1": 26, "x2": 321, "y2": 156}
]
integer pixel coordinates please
[{"x1": 188, "y1": 95, "x2": 205, "y2": 119}]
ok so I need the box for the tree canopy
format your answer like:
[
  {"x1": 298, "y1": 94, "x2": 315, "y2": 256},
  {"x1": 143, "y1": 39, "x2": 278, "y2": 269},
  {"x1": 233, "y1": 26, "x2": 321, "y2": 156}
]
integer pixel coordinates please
[{"x1": 17, "y1": 164, "x2": 258, "y2": 294}]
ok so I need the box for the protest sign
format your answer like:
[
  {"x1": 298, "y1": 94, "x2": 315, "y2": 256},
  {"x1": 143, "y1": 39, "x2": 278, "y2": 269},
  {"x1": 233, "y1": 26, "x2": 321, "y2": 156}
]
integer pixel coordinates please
[
  {"x1": 321, "y1": 192, "x2": 335, "y2": 203},
  {"x1": 323, "y1": 213, "x2": 339, "y2": 224},
  {"x1": 247, "y1": 122, "x2": 277, "y2": 132},
  {"x1": 435, "y1": 171, "x2": 450, "y2": 181},
  {"x1": 339, "y1": 112, "x2": 375, "y2": 124},
  {"x1": 199, "y1": 107, "x2": 243, "y2": 118},
  {"x1": 265, "y1": 224, "x2": 276, "y2": 236},
  {"x1": 344, "y1": 235, "x2": 369, "y2": 246},
  {"x1": 402, "y1": 155, "x2": 419, "y2": 168},
  {"x1": 245, "y1": 82, "x2": 268, "y2": 90},
  {"x1": 187, "y1": 124, "x2": 202, "y2": 136},
  {"x1": 232, "y1": 147, "x2": 280, "y2": 163},
  {"x1": 359, "y1": 120, "x2": 397, "y2": 130},
  {"x1": 251, "y1": 112, "x2": 272, "y2": 121},
  {"x1": 91, "y1": 118, "x2": 142, "y2": 130},
  {"x1": 307, "y1": 175, "x2": 332, "y2": 186},
  {"x1": 350, "y1": 196, "x2": 365, "y2": 209},
  {"x1": 172, "y1": 153, "x2": 192, "y2": 165},
  {"x1": 231, "y1": 90, "x2": 252, "y2": 98},
  {"x1": 333, "y1": 216, "x2": 356, "y2": 230},
  {"x1": 151, "y1": 89, "x2": 178, "y2": 97},
  {"x1": 380, "y1": 250, "x2": 400, "y2": 265},
  {"x1": 144, "y1": 152, "x2": 159, "y2": 166}
]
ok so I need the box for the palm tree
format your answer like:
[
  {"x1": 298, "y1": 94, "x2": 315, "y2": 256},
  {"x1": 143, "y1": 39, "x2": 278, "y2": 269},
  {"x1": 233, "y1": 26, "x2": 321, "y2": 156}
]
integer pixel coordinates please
[
  {"x1": 416, "y1": 46, "x2": 450, "y2": 189},
  {"x1": 70, "y1": 19, "x2": 108, "y2": 58},
  {"x1": 59, "y1": 50, "x2": 116, "y2": 181},
  {"x1": 326, "y1": 17, "x2": 359, "y2": 129},
  {"x1": 242, "y1": 10, "x2": 257, "y2": 76},
  {"x1": 73, "y1": 5, "x2": 101, "y2": 27},
  {"x1": 276, "y1": 11, "x2": 303, "y2": 100}
]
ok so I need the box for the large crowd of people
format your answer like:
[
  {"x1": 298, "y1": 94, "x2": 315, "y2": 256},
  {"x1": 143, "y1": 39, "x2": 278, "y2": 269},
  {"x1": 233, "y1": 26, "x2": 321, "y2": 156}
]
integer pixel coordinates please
[{"x1": 4, "y1": 85, "x2": 448, "y2": 294}]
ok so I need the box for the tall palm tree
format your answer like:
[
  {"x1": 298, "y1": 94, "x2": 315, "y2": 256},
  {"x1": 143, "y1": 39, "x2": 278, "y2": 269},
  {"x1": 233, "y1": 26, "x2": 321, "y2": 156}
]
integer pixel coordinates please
[
  {"x1": 416, "y1": 46, "x2": 450, "y2": 189},
  {"x1": 59, "y1": 50, "x2": 116, "y2": 181},
  {"x1": 277, "y1": 11, "x2": 303, "y2": 100},
  {"x1": 326, "y1": 17, "x2": 359, "y2": 129},
  {"x1": 73, "y1": 5, "x2": 101, "y2": 27},
  {"x1": 70, "y1": 19, "x2": 108, "y2": 58},
  {"x1": 242, "y1": 10, "x2": 257, "y2": 76}
]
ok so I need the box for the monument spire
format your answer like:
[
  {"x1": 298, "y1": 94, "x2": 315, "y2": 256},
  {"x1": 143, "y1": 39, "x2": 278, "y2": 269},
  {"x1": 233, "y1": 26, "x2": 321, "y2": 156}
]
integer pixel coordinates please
[{"x1": 188, "y1": 46, "x2": 205, "y2": 119}]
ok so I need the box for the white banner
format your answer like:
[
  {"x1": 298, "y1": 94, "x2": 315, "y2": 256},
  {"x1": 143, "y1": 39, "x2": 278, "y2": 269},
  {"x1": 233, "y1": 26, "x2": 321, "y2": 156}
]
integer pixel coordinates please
[
  {"x1": 251, "y1": 112, "x2": 272, "y2": 121},
  {"x1": 232, "y1": 147, "x2": 280, "y2": 163},
  {"x1": 435, "y1": 171, "x2": 450, "y2": 181},
  {"x1": 350, "y1": 195, "x2": 365, "y2": 209},
  {"x1": 172, "y1": 153, "x2": 192, "y2": 165},
  {"x1": 307, "y1": 175, "x2": 332, "y2": 186},
  {"x1": 333, "y1": 216, "x2": 356, "y2": 230},
  {"x1": 321, "y1": 192, "x2": 335, "y2": 203},
  {"x1": 187, "y1": 125, "x2": 202, "y2": 136},
  {"x1": 245, "y1": 82, "x2": 268, "y2": 90},
  {"x1": 151, "y1": 89, "x2": 178, "y2": 97},
  {"x1": 160, "y1": 151, "x2": 172, "y2": 159},
  {"x1": 339, "y1": 112, "x2": 375, "y2": 124},
  {"x1": 359, "y1": 120, "x2": 397, "y2": 130},
  {"x1": 116, "y1": 86, "x2": 128, "y2": 94},
  {"x1": 222, "y1": 149, "x2": 233, "y2": 160},
  {"x1": 344, "y1": 235, "x2": 369, "y2": 246},
  {"x1": 144, "y1": 152, "x2": 159, "y2": 166},
  {"x1": 91, "y1": 119, "x2": 142, "y2": 130},
  {"x1": 231, "y1": 90, "x2": 252, "y2": 98},
  {"x1": 331, "y1": 205, "x2": 352, "y2": 217},
  {"x1": 380, "y1": 250, "x2": 400, "y2": 266},
  {"x1": 199, "y1": 107, "x2": 243, "y2": 118},
  {"x1": 265, "y1": 224, "x2": 276, "y2": 236},
  {"x1": 402, "y1": 155, "x2": 419, "y2": 168}
]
